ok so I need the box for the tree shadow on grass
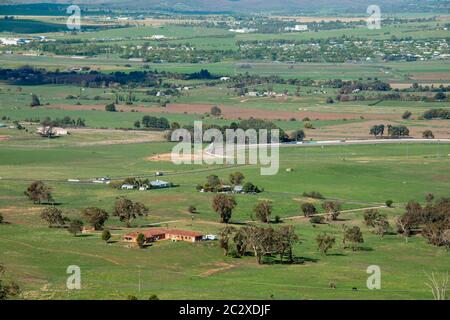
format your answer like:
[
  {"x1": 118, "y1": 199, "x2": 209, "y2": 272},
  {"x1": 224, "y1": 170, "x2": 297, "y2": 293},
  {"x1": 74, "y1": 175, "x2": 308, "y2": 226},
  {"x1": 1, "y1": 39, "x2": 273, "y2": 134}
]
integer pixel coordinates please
[
  {"x1": 75, "y1": 234, "x2": 94, "y2": 238},
  {"x1": 325, "y1": 253, "x2": 346, "y2": 257},
  {"x1": 266, "y1": 256, "x2": 319, "y2": 265}
]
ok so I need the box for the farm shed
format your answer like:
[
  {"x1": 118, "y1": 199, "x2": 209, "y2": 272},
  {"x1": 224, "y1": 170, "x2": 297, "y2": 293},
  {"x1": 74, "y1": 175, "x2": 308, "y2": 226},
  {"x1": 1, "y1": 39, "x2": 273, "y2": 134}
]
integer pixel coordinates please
[{"x1": 150, "y1": 180, "x2": 171, "y2": 189}]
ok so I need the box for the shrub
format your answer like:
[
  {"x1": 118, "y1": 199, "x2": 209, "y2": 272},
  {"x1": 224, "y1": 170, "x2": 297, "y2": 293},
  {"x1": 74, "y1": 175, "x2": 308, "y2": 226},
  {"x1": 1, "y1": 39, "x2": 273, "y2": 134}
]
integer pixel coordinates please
[
  {"x1": 310, "y1": 215, "x2": 325, "y2": 224},
  {"x1": 385, "y1": 200, "x2": 394, "y2": 208},
  {"x1": 105, "y1": 103, "x2": 117, "y2": 112},
  {"x1": 422, "y1": 130, "x2": 434, "y2": 139},
  {"x1": 136, "y1": 233, "x2": 146, "y2": 248},
  {"x1": 303, "y1": 191, "x2": 324, "y2": 199},
  {"x1": 301, "y1": 203, "x2": 317, "y2": 217},
  {"x1": 101, "y1": 229, "x2": 111, "y2": 242},
  {"x1": 304, "y1": 122, "x2": 314, "y2": 129},
  {"x1": 402, "y1": 111, "x2": 412, "y2": 119}
]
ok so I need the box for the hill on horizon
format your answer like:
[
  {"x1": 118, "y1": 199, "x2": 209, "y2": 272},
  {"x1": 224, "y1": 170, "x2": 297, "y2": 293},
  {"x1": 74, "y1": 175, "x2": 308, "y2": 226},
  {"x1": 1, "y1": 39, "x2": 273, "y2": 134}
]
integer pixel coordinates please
[{"x1": 1, "y1": 0, "x2": 444, "y2": 14}]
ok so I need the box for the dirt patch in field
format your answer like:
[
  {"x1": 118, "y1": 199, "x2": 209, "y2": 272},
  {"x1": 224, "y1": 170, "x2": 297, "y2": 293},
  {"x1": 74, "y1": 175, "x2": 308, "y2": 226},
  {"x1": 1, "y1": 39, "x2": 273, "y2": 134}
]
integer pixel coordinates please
[
  {"x1": 146, "y1": 151, "x2": 221, "y2": 162},
  {"x1": 70, "y1": 128, "x2": 166, "y2": 145},
  {"x1": 46, "y1": 103, "x2": 396, "y2": 121},
  {"x1": 0, "y1": 135, "x2": 10, "y2": 141},
  {"x1": 200, "y1": 262, "x2": 237, "y2": 277}
]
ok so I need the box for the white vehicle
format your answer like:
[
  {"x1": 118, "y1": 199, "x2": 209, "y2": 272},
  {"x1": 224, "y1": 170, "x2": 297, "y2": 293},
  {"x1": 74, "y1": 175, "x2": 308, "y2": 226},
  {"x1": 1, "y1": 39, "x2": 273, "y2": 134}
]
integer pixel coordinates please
[{"x1": 203, "y1": 235, "x2": 218, "y2": 241}]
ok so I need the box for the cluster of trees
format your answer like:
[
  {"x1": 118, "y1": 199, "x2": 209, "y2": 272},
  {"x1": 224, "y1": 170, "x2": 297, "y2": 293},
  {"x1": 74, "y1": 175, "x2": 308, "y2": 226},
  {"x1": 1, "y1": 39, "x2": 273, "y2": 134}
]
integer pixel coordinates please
[
  {"x1": 135, "y1": 115, "x2": 170, "y2": 130},
  {"x1": 166, "y1": 118, "x2": 295, "y2": 143},
  {"x1": 423, "y1": 108, "x2": 450, "y2": 120},
  {"x1": 219, "y1": 225, "x2": 299, "y2": 264},
  {"x1": 113, "y1": 197, "x2": 149, "y2": 228},
  {"x1": 364, "y1": 209, "x2": 390, "y2": 238},
  {"x1": 39, "y1": 197, "x2": 148, "y2": 235},
  {"x1": 301, "y1": 200, "x2": 341, "y2": 222},
  {"x1": 406, "y1": 83, "x2": 450, "y2": 93},
  {"x1": 396, "y1": 195, "x2": 450, "y2": 249},
  {"x1": 24, "y1": 181, "x2": 53, "y2": 204},
  {"x1": 369, "y1": 124, "x2": 410, "y2": 138},
  {"x1": 40, "y1": 116, "x2": 86, "y2": 128},
  {"x1": 0, "y1": 67, "x2": 164, "y2": 87},
  {"x1": 197, "y1": 173, "x2": 262, "y2": 194},
  {"x1": 25, "y1": 179, "x2": 150, "y2": 231}
]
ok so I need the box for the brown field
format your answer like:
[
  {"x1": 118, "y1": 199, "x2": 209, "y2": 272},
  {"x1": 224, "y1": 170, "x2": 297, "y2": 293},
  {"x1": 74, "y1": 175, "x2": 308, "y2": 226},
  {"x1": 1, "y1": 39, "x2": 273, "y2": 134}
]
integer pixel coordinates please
[
  {"x1": 389, "y1": 82, "x2": 450, "y2": 89},
  {"x1": 411, "y1": 72, "x2": 450, "y2": 81},
  {"x1": 0, "y1": 135, "x2": 9, "y2": 141}
]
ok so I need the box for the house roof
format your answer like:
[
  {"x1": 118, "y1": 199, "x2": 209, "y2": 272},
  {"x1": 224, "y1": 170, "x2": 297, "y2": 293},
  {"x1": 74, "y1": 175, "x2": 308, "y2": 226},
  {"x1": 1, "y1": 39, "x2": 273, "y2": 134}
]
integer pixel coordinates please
[
  {"x1": 124, "y1": 228, "x2": 168, "y2": 239},
  {"x1": 166, "y1": 229, "x2": 203, "y2": 238},
  {"x1": 124, "y1": 228, "x2": 202, "y2": 239},
  {"x1": 150, "y1": 180, "x2": 170, "y2": 186}
]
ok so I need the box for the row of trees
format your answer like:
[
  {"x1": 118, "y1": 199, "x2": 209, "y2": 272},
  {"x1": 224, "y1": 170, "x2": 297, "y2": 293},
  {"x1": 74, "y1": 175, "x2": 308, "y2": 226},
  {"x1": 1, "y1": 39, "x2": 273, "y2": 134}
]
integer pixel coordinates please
[
  {"x1": 369, "y1": 124, "x2": 410, "y2": 138},
  {"x1": 197, "y1": 173, "x2": 262, "y2": 194},
  {"x1": 136, "y1": 115, "x2": 170, "y2": 130},
  {"x1": 41, "y1": 116, "x2": 86, "y2": 128},
  {"x1": 38, "y1": 196, "x2": 149, "y2": 233},
  {"x1": 219, "y1": 225, "x2": 299, "y2": 264}
]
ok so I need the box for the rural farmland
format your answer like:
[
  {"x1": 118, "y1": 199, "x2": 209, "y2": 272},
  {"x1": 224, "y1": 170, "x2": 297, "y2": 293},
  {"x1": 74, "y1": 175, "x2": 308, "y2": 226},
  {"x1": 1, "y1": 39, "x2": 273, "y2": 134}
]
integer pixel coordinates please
[{"x1": 0, "y1": 0, "x2": 449, "y2": 304}]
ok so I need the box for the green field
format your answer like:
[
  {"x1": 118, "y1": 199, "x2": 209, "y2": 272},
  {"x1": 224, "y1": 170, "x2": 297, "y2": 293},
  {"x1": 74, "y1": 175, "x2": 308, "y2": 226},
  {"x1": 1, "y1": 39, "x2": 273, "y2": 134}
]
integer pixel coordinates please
[{"x1": 0, "y1": 131, "x2": 449, "y2": 299}]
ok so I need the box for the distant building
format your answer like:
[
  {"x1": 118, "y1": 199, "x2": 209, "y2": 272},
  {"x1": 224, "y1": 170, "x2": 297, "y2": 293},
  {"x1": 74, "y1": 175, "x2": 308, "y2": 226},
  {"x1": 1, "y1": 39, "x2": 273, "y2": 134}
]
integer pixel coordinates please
[
  {"x1": 151, "y1": 35, "x2": 166, "y2": 40},
  {"x1": 36, "y1": 126, "x2": 68, "y2": 137},
  {"x1": 121, "y1": 184, "x2": 135, "y2": 190},
  {"x1": 123, "y1": 228, "x2": 203, "y2": 244},
  {"x1": 150, "y1": 180, "x2": 171, "y2": 189},
  {"x1": 229, "y1": 28, "x2": 257, "y2": 33},
  {"x1": 93, "y1": 177, "x2": 111, "y2": 184},
  {"x1": 285, "y1": 25, "x2": 308, "y2": 32}
]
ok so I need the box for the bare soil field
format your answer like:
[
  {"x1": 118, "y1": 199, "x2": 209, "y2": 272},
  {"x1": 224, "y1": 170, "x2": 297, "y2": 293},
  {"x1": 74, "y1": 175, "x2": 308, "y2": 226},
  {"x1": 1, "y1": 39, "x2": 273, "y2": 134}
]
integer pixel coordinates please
[
  {"x1": 389, "y1": 82, "x2": 450, "y2": 89},
  {"x1": 411, "y1": 72, "x2": 450, "y2": 81},
  {"x1": 69, "y1": 128, "x2": 166, "y2": 146},
  {"x1": 146, "y1": 151, "x2": 218, "y2": 162}
]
